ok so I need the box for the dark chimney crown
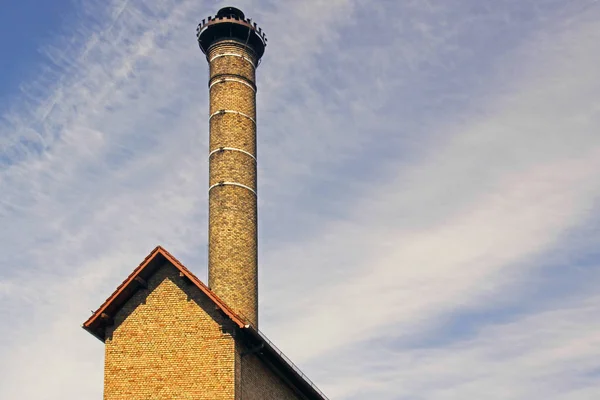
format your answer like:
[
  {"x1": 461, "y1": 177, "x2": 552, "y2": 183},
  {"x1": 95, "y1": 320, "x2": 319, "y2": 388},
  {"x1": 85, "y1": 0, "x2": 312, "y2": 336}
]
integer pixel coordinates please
[
  {"x1": 196, "y1": 7, "x2": 267, "y2": 60},
  {"x1": 216, "y1": 6, "x2": 245, "y2": 20}
]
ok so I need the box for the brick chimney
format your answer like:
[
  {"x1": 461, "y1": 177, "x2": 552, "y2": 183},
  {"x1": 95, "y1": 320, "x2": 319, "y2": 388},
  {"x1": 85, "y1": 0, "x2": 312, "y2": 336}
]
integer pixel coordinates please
[{"x1": 196, "y1": 6, "x2": 267, "y2": 327}]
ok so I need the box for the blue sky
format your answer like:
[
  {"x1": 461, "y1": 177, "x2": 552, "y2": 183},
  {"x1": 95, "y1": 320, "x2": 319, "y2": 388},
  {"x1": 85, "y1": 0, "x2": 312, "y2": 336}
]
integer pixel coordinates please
[
  {"x1": 1, "y1": 0, "x2": 600, "y2": 398},
  {"x1": 0, "y1": 0, "x2": 75, "y2": 106}
]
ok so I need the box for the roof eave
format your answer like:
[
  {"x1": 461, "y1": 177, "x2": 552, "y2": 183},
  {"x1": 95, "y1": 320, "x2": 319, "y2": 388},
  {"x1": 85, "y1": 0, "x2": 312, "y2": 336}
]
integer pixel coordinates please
[
  {"x1": 82, "y1": 246, "x2": 246, "y2": 342},
  {"x1": 241, "y1": 326, "x2": 329, "y2": 400}
]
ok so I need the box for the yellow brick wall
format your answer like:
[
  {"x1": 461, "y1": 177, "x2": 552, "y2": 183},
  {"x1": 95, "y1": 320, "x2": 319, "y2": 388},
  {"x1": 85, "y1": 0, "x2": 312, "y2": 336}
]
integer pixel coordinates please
[
  {"x1": 210, "y1": 113, "x2": 255, "y2": 154},
  {"x1": 239, "y1": 348, "x2": 303, "y2": 400},
  {"x1": 104, "y1": 263, "x2": 237, "y2": 400},
  {"x1": 207, "y1": 39, "x2": 259, "y2": 327},
  {"x1": 209, "y1": 150, "x2": 256, "y2": 189},
  {"x1": 209, "y1": 82, "x2": 256, "y2": 117},
  {"x1": 209, "y1": 43, "x2": 256, "y2": 83}
]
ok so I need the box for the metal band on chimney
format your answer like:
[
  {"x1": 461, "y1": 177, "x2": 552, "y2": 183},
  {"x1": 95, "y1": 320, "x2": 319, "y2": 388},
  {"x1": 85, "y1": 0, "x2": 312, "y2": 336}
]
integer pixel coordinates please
[
  {"x1": 209, "y1": 147, "x2": 257, "y2": 163},
  {"x1": 209, "y1": 110, "x2": 256, "y2": 124},
  {"x1": 209, "y1": 77, "x2": 256, "y2": 92},
  {"x1": 209, "y1": 181, "x2": 257, "y2": 196}
]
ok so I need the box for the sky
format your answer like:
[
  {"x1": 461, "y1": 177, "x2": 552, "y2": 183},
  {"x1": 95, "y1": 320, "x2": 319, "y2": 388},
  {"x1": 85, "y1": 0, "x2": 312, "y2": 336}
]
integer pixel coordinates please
[{"x1": 1, "y1": 0, "x2": 600, "y2": 398}]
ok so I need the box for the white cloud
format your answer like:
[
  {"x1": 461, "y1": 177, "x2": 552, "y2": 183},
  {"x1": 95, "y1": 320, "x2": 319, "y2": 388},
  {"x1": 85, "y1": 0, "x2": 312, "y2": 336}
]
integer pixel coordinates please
[
  {"x1": 1, "y1": 0, "x2": 600, "y2": 399},
  {"x1": 322, "y1": 294, "x2": 600, "y2": 399}
]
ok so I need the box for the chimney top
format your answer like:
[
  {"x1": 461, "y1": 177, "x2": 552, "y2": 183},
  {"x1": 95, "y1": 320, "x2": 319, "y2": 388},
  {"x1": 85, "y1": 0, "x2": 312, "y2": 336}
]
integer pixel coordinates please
[
  {"x1": 216, "y1": 6, "x2": 245, "y2": 20},
  {"x1": 196, "y1": 7, "x2": 266, "y2": 60}
]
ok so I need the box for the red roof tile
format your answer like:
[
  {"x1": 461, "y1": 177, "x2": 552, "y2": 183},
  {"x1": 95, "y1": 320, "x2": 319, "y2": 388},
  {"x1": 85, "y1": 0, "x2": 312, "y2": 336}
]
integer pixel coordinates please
[{"x1": 82, "y1": 245, "x2": 246, "y2": 341}]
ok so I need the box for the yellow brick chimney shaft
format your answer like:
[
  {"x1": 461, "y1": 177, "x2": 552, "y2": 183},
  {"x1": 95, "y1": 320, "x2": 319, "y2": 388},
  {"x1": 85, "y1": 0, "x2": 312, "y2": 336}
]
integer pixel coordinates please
[
  {"x1": 208, "y1": 41, "x2": 258, "y2": 326},
  {"x1": 198, "y1": 7, "x2": 267, "y2": 327}
]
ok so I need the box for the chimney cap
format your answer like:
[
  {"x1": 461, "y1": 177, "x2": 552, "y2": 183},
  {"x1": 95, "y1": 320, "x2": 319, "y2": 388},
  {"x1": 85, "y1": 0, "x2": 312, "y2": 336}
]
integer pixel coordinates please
[
  {"x1": 197, "y1": 7, "x2": 266, "y2": 60},
  {"x1": 216, "y1": 6, "x2": 245, "y2": 20}
]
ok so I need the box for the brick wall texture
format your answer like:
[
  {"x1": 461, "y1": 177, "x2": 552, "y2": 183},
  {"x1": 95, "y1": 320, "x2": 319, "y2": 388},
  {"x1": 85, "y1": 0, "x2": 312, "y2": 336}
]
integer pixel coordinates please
[
  {"x1": 207, "y1": 39, "x2": 259, "y2": 327},
  {"x1": 103, "y1": 262, "x2": 302, "y2": 400},
  {"x1": 103, "y1": 263, "x2": 236, "y2": 400},
  {"x1": 240, "y1": 351, "x2": 302, "y2": 400}
]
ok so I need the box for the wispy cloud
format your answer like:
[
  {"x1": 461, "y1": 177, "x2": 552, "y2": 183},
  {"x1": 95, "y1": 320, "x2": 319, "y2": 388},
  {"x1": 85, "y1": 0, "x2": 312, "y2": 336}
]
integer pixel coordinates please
[
  {"x1": 1, "y1": 0, "x2": 600, "y2": 399},
  {"x1": 324, "y1": 293, "x2": 600, "y2": 399}
]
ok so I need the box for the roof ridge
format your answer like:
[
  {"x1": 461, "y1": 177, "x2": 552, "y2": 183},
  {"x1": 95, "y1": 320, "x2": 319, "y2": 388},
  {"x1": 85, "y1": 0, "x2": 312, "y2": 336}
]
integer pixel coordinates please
[{"x1": 83, "y1": 245, "x2": 246, "y2": 341}]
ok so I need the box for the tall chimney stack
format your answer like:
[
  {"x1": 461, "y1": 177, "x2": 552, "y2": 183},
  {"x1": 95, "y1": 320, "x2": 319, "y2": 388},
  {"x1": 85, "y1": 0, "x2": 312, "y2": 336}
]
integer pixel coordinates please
[{"x1": 196, "y1": 7, "x2": 266, "y2": 327}]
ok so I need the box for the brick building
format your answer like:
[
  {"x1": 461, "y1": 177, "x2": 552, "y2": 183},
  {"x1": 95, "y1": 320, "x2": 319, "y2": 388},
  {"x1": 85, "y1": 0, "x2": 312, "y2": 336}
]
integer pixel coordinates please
[{"x1": 83, "y1": 7, "x2": 328, "y2": 400}]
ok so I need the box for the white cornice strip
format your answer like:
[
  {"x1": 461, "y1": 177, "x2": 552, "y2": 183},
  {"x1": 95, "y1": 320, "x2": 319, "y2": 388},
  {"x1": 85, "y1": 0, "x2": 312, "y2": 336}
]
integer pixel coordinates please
[
  {"x1": 209, "y1": 53, "x2": 256, "y2": 68},
  {"x1": 209, "y1": 77, "x2": 256, "y2": 91},
  {"x1": 209, "y1": 181, "x2": 257, "y2": 196},
  {"x1": 209, "y1": 147, "x2": 256, "y2": 162},
  {"x1": 209, "y1": 110, "x2": 256, "y2": 124}
]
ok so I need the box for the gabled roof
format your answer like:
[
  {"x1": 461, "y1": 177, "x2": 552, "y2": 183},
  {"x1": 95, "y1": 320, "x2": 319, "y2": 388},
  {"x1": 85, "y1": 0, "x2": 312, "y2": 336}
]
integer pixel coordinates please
[
  {"x1": 83, "y1": 246, "x2": 246, "y2": 341},
  {"x1": 82, "y1": 246, "x2": 329, "y2": 400}
]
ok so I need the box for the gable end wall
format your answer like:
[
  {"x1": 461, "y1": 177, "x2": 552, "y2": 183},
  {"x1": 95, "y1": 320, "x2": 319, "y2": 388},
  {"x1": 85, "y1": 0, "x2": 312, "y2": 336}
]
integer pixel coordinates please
[{"x1": 103, "y1": 262, "x2": 237, "y2": 400}]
